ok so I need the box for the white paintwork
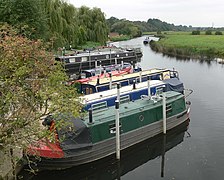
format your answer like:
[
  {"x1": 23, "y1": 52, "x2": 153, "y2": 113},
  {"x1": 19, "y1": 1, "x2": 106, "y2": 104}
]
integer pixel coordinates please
[{"x1": 79, "y1": 80, "x2": 165, "y2": 105}]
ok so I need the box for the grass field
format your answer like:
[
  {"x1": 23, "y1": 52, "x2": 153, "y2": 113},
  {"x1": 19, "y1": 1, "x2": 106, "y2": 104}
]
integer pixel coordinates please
[{"x1": 150, "y1": 32, "x2": 224, "y2": 59}]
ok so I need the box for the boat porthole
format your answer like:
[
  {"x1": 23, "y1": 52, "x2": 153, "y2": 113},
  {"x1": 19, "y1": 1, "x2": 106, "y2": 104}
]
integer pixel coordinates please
[{"x1": 139, "y1": 115, "x2": 144, "y2": 121}]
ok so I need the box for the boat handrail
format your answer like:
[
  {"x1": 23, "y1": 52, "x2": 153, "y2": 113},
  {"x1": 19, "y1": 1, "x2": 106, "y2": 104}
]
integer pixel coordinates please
[
  {"x1": 120, "y1": 95, "x2": 130, "y2": 104},
  {"x1": 91, "y1": 69, "x2": 178, "y2": 86},
  {"x1": 91, "y1": 101, "x2": 108, "y2": 111},
  {"x1": 140, "y1": 95, "x2": 151, "y2": 100}
]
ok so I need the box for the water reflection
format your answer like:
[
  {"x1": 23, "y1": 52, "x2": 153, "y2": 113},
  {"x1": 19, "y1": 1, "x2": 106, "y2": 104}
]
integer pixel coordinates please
[{"x1": 19, "y1": 120, "x2": 190, "y2": 180}]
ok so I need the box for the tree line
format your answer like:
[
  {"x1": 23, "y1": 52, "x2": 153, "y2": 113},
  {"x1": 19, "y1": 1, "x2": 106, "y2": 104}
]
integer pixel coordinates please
[
  {"x1": 0, "y1": 0, "x2": 108, "y2": 49},
  {"x1": 107, "y1": 17, "x2": 224, "y2": 34},
  {"x1": 107, "y1": 17, "x2": 191, "y2": 34}
]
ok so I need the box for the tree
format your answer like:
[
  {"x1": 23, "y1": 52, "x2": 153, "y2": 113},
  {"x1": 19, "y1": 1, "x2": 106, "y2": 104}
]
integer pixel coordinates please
[
  {"x1": 0, "y1": 25, "x2": 82, "y2": 177},
  {"x1": 77, "y1": 6, "x2": 108, "y2": 45},
  {"x1": 215, "y1": 31, "x2": 223, "y2": 35},
  {"x1": 192, "y1": 30, "x2": 200, "y2": 35},
  {"x1": 0, "y1": 0, "x2": 49, "y2": 40},
  {"x1": 110, "y1": 20, "x2": 141, "y2": 38},
  {"x1": 205, "y1": 30, "x2": 212, "y2": 35}
]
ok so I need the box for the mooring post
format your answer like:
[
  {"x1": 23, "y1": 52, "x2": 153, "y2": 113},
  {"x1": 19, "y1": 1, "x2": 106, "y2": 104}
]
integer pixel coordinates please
[
  {"x1": 139, "y1": 71, "x2": 142, "y2": 83},
  {"x1": 147, "y1": 76, "x2": 151, "y2": 97},
  {"x1": 88, "y1": 108, "x2": 93, "y2": 124},
  {"x1": 95, "y1": 58, "x2": 97, "y2": 68},
  {"x1": 133, "y1": 80, "x2": 136, "y2": 89},
  {"x1": 115, "y1": 100, "x2": 120, "y2": 160},
  {"x1": 117, "y1": 83, "x2": 120, "y2": 101},
  {"x1": 97, "y1": 75, "x2": 100, "y2": 85},
  {"x1": 163, "y1": 93, "x2": 166, "y2": 134},
  {"x1": 161, "y1": 134, "x2": 166, "y2": 177},
  {"x1": 99, "y1": 64, "x2": 102, "y2": 75},
  {"x1": 109, "y1": 73, "x2": 112, "y2": 89},
  {"x1": 104, "y1": 67, "x2": 106, "y2": 77}
]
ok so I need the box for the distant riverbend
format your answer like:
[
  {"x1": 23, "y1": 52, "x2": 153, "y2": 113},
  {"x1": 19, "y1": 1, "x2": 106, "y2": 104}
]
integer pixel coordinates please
[{"x1": 149, "y1": 33, "x2": 224, "y2": 61}]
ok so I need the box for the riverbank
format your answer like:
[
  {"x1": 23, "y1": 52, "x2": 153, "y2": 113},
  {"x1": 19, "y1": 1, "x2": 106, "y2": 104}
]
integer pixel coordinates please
[{"x1": 149, "y1": 33, "x2": 224, "y2": 60}]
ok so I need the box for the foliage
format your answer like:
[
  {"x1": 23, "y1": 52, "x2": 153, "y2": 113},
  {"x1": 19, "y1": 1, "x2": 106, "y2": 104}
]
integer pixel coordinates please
[
  {"x1": 0, "y1": 0, "x2": 48, "y2": 40},
  {"x1": 109, "y1": 19, "x2": 142, "y2": 38},
  {"x1": 192, "y1": 30, "x2": 200, "y2": 35},
  {"x1": 0, "y1": 25, "x2": 82, "y2": 164},
  {"x1": 0, "y1": 0, "x2": 109, "y2": 49},
  {"x1": 215, "y1": 31, "x2": 223, "y2": 35},
  {"x1": 205, "y1": 30, "x2": 212, "y2": 35}
]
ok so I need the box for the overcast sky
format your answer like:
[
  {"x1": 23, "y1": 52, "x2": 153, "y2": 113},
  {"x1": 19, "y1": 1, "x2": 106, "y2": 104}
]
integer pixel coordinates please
[{"x1": 69, "y1": 0, "x2": 224, "y2": 27}]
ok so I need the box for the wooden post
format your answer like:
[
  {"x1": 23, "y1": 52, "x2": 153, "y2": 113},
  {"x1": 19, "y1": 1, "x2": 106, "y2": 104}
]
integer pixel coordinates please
[
  {"x1": 115, "y1": 57, "x2": 117, "y2": 65},
  {"x1": 163, "y1": 93, "x2": 166, "y2": 134},
  {"x1": 109, "y1": 73, "x2": 112, "y2": 89},
  {"x1": 95, "y1": 58, "x2": 97, "y2": 68},
  {"x1": 117, "y1": 83, "x2": 120, "y2": 101},
  {"x1": 88, "y1": 108, "x2": 93, "y2": 124},
  {"x1": 139, "y1": 71, "x2": 142, "y2": 82},
  {"x1": 115, "y1": 100, "x2": 120, "y2": 160},
  {"x1": 133, "y1": 80, "x2": 136, "y2": 89},
  {"x1": 147, "y1": 76, "x2": 151, "y2": 97}
]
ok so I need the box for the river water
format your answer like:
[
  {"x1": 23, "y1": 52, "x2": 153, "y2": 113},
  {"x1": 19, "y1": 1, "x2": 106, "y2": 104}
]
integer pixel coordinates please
[{"x1": 20, "y1": 36, "x2": 224, "y2": 180}]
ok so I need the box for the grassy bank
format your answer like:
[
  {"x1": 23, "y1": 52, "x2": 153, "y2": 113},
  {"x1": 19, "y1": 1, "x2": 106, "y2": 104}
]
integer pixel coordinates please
[
  {"x1": 109, "y1": 35, "x2": 131, "y2": 42},
  {"x1": 150, "y1": 32, "x2": 224, "y2": 60}
]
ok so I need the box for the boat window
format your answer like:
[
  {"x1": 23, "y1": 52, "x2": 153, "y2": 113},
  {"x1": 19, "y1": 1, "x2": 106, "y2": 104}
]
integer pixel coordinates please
[
  {"x1": 86, "y1": 87, "x2": 89, "y2": 95},
  {"x1": 69, "y1": 58, "x2": 76, "y2": 63},
  {"x1": 89, "y1": 88, "x2": 93, "y2": 94},
  {"x1": 80, "y1": 73, "x2": 86, "y2": 79},
  {"x1": 81, "y1": 57, "x2": 88, "y2": 62},
  {"x1": 162, "y1": 71, "x2": 170, "y2": 80}
]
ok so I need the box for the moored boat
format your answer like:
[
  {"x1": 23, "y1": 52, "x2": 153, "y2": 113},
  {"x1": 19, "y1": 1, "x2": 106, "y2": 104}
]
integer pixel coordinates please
[
  {"x1": 81, "y1": 78, "x2": 184, "y2": 111},
  {"x1": 143, "y1": 37, "x2": 150, "y2": 44},
  {"x1": 76, "y1": 62, "x2": 134, "y2": 83},
  {"x1": 27, "y1": 90, "x2": 190, "y2": 169},
  {"x1": 21, "y1": 119, "x2": 189, "y2": 177},
  {"x1": 72, "y1": 68, "x2": 179, "y2": 94},
  {"x1": 55, "y1": 47, "x2": 143, "y2": 78}
]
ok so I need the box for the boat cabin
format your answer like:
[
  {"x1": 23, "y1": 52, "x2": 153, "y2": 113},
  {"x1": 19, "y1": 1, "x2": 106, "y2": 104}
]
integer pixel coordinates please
[
  {"x1": 80, "y1": 62, "x2": 132, "y2": 79},
  {"x1": 75, "y1": 68, "x2": 179, "y2": 95}
]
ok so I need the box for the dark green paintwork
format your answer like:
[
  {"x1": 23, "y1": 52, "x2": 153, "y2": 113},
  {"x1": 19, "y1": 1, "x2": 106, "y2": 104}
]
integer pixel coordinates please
[{"x1": 84, "y1": 91, "x2": 186, "y2": 143}]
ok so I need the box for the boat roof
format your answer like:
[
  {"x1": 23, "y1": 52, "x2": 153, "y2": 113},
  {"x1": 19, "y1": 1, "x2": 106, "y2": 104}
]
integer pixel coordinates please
[
  {"x1": 81, "y1": 62, "x2": 131, "y2": 73},
  {"x1": 83, "y1": 68, "x2": 169, "y2": 86},
  {"x1": 79, "y1": 80, "x2": 165, "y2": 104},
  {"x1": 83, "y1": 91, "x2": 183, "y2": 127},
  {"x1": 57, "y1": 48, "x2": 133, "y2": 59}
]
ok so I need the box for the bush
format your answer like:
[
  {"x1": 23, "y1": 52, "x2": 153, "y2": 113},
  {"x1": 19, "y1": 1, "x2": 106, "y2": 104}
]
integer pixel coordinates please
[
  {"x1": 192, "y1": 30, "x2": 200, "y2": 35},
  {"x1": 215, "y1": 31, "x2": 223, "y2": 35},
  {"x1": 205, "y1": 30, "x2": 212, "y2": 35}
]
